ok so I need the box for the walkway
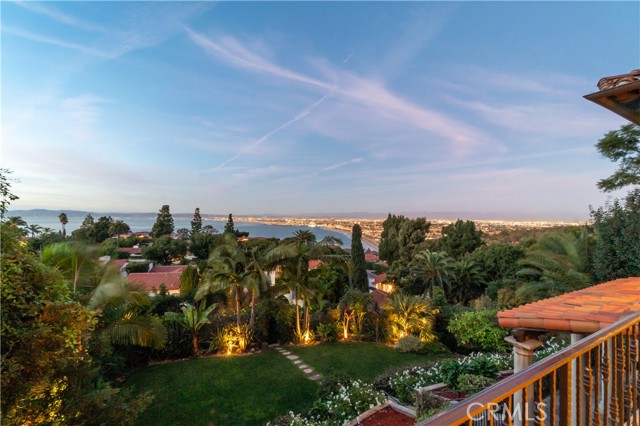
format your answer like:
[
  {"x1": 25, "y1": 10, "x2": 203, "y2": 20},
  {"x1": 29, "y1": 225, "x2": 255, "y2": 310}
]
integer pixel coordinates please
[{"x1": 271, "y1": 344, "x2": 322, "y2": 381}]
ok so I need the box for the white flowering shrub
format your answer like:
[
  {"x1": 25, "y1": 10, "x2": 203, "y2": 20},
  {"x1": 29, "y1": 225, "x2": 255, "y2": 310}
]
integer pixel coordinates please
[
  {"x1": 268, "y1": 381, "x2": 385, "y2": 426},
  {"x1": 533, "y1": 337, "x2": 569, "y2": 362}
]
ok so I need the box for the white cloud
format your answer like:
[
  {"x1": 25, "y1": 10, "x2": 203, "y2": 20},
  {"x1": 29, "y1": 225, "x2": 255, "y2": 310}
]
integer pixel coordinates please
[
  {"x1": 188, "y1": 30, "x2": 488, "y2": 157},
  {"x1": 14, "y1": 1, "x2": 107, "y2": 32}
]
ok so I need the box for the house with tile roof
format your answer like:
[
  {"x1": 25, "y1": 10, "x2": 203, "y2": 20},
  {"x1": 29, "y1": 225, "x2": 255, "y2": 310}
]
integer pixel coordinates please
[{"x1": 126, "y1": 264, "x2": 189, "y2": 295}]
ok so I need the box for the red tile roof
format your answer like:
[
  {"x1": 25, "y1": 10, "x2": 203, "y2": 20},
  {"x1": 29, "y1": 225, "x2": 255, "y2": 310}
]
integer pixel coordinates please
[
  {"x1": 365, "y1": 250, "x2": 379, "y2": 262},
  {"x1": 308, "y1": 259, "x2": 322, "y2": 270},
  {"x1": 126, "y1": 265, "x2": 188, "y2": 292},
  {"x1": 374, "y1": 273, "x2": 387, "y2": 285},
  {"x1": 497, "y1": 277, "x2": 640, "y2": 333},
  {"x1": 108, "y1": 259, "x2": 129, "y2": 271},
  {"x1": 118, "y1": 247, "x2": 142, "y2": 254},
  {"x1": 371, "y1": 289, "x2": 389, "y2": 306}
]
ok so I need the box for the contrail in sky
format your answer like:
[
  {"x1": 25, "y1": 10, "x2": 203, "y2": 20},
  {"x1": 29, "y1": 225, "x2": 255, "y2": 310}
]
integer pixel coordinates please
[{"x1": 214, "y1": 88, "x2": 335, "y2": 170}]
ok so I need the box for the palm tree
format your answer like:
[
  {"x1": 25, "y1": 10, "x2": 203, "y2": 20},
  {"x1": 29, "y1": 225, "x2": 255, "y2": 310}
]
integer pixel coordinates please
[
  {"x1": 164, "y1": 302, "x2": 217, "y2": 355},
  {"x1": 6, "y1": 216, "x2": 27, "y2": 236},
  {"x1": 27, "y1": 224, "x2": 43, "y2": 238},
  {"x1": 196, "y1": 234, "x2": 248, "y2": 326},
  {"x1": 412, "y1": 250, "x2": 454, "y2": 299},
  {"x1": 243, "y1": 248, "x2": 271, "y2": 328},
  {"x1": 267, "y1": 231, "x2": 348, "y2": 338},
  {"x1": 42, "y1": 241, "x2": 98, "y2": 293},
  {"x1": 89, "y1": 267, "x2": 167, "y2": 349},
  {"x1": 58, "y1": 212, "x2": 69, "y2": 238},
  {"x1": 386, "y1": 292, "x2": 438, "y2": 342},
  {"x1": 109, "y1": 220, "x2": 130, "y2": 247},
  {"x1": 449, "y1": 258, "x2": 485, "y2": 305},
  {"x1": 516, "y1": 229, "x2": 594, "y2": 301}
]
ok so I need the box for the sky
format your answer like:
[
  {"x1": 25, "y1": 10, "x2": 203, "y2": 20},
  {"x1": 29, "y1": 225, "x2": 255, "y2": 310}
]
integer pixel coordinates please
[{"x1": 2, "y1": 1, "x2": 639, "y2": 220}]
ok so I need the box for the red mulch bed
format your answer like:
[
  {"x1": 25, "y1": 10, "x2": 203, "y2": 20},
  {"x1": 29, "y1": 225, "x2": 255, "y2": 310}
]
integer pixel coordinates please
[{"x1": 357, "y1": 407, "x2": 415, "y2": 426}]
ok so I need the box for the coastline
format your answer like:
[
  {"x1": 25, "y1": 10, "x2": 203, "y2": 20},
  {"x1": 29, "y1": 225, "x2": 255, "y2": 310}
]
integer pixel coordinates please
[{"x1": 319, "y1": 226, "x2": 379, "y2": 251}]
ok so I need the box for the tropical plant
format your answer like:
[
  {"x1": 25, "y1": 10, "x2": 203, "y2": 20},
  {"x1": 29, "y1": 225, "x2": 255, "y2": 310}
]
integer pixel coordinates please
[
  {"x1": 58, "y1": 212, "x2": 69, "y2": 237},
  {"x1": 411, "y1": 250, "x2": 454, "y2": 298},
  {"x1": 41, "y1": 241, "x2": 99, "y2": 293},
  {"x1": 449, "y1": 258, "x2": 485, "y2": 305},
  {"x1": 267, "y1": 230, "x2": 348, "y2": 338},
  {"x1": 516, "y1": 229, "x2": 594, "y2": 301},
  {"x1": 89, "y1": 267, "x2": 168, "y2": 350},
  {"x1": 26, "y1": 223, "x2": 43, "y2": 238},
  {"x1": 164, "y1": 302, "x2": 216, "y2": 355},
  {"x1": 339, "y1": 289, "x2": 373, "y2": 339},
  {"x1": 196, "y1": 234, "x2": 248, "y2": 326},
  {"x1": 109, "y1": 220, "x2": 130, "y2": 247},
  {"x1": 386, "y1": 292, "x2": 438, "y2": 342}
]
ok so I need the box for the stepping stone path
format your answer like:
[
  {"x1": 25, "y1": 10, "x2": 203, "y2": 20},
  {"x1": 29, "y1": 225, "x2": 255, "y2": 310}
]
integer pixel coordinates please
[{"x1": 273, "y1": 345, "x2": 322, "y2": 381}]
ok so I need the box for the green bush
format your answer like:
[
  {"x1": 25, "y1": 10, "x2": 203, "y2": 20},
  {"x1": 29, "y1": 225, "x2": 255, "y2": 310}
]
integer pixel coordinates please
[
  {"x1": 415, "y1": 391, "x2": 450, "y2": 419},
  {"x1": 316, "y1": 322, "x2": 339, "y2": 342},
  {"x1": 447, "y1": 310, "x2": 509, "y2": 352},
  {"x1": 438, "y1": 356, "x2": 499, "y2": 388},
  {"x1": 395, "y1": 335, "x2": 424, "y2": 353},
  {"x1": 125, "y1": 261, "x2": 150, "y2": 273},
  {"x1": 456, "y1": 373, "x2": 496, "y2": 393}
]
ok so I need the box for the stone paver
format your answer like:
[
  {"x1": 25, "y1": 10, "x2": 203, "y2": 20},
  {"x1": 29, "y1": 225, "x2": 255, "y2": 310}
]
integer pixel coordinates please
[{"x1": 273, "y1": 346, "x2": 323, "y2": 381}]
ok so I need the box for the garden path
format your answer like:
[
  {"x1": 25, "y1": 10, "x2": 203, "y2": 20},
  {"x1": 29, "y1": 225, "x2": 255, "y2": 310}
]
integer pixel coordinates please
[{"x1": 271, "y1": 344, "x2": 322, "y2": 381}]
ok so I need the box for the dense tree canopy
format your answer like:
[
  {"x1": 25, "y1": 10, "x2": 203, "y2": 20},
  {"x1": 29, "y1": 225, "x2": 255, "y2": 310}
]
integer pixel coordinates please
[
  {"x1": 591, "y1": 189, "x2": 640, "y2": 281},
  {"x1": 151, "y1": 205, "x2": 174, "y2": 238},
  {"x1": 439, "y1": 220, "x2": 485, "y2": 259},
  {"x1": 379, "y1": 214, "x2": 430, "y2": 265},
  {"x1": 191, "y1": 207, "x2": 203, "y2": 235},
  {"x1": 596, "y1": 123, "x2": 640, "y2": 192}
]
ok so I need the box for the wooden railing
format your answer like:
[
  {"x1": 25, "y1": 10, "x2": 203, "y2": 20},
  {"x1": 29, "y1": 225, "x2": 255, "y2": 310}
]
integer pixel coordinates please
[{"x1": 418, "y1": 311, "x2": 640, "y2": 426}]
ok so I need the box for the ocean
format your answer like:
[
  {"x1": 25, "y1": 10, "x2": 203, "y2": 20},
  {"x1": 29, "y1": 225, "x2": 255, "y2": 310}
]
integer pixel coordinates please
[{"x1": 18, "y1": 214, "x2": 375, "y2": 251}]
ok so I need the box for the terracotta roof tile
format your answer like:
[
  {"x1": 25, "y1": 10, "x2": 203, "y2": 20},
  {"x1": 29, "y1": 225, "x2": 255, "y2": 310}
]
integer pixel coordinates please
[{"x1": 497, "y1": 277, "x2": 640, "y2": 333}]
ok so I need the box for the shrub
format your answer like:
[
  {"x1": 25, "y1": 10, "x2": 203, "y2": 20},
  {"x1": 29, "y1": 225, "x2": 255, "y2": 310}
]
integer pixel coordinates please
[
  {"x1": 316, "y1": 322, "x2": 339, "y2": 342},
  {"x1": 415, "y1": 391, "x2": 450, "y2": 419},
  {"x1": 456, "y1": 373, "x2": 496, "y2": 393},
  {"x1": 306, "y1": 380, "x2": 385, "y2": 425},
  {"x1": 125, "y1": 261, "x2": 150, "y2": 273},
  {"x1": 317, "y1": 370, "x2": 351, "y2": 399},
  {"x1": 254, "y1": 297, "x2": 295, "y2": 344},
  {"x1": 395, "y1": 335, "x2": 424, "y2": 353},
  {"x1": 447, "y1": 310, "x2": 509, "y2": 352}
]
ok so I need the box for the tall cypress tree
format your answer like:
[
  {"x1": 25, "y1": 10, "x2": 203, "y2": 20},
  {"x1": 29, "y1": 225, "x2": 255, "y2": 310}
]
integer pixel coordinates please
[
  {"x1": 152, "y1": 205, "x2": 174, "y2": 238},
  {"x1": 191, "y1": 207, "x2": 203, "y2": 236},
  {"x1": 350, "y1": 224, "x2": 368, "y2": 292},
  {"x1": 224, "y1": 213, "x2": 235, "y2": 234}
]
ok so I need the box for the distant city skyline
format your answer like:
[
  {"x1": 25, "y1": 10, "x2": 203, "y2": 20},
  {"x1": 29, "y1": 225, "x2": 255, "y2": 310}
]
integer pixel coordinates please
[{"x1": 3, "y1": 2, "x2": 638, "y2": 220}]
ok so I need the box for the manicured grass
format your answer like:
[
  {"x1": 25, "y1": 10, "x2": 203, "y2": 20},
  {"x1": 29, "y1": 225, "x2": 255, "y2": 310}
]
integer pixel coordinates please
[
  {"x1": 125, "y1": 350, "x2": 318, "y2": 426},
  {"x1": 288, "y1": 341, "x2": 438, "y2": 382}
]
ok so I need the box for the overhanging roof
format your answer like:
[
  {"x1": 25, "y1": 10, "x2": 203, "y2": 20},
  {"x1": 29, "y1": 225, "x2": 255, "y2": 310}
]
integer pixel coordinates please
[
  {"x1": 497, "y1": 277, "x2": 640, "y2": 334},
  {"x1": 584, "y1": 69, "x2": 640, "y2": 124}
]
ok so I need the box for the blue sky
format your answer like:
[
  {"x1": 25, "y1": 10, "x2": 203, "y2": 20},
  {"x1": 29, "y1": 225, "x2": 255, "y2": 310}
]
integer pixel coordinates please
[{"x1": 3, "y1": 1, "x2": 638, "y2": 220}]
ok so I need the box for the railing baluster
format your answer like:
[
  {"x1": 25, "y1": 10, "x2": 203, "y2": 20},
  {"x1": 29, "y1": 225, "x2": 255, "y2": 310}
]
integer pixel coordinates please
[
  {"x1": 551, "y1": 370, "x2": 557, "y2": 425},
  {"x1": 416, "y1": 313, "x2": 640, "y2": 426}
]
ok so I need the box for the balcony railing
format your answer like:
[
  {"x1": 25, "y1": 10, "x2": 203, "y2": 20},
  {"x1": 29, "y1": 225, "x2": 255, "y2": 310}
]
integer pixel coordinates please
[{"x1": 418, "y1": 311, "x2": 640, "y2": 426}]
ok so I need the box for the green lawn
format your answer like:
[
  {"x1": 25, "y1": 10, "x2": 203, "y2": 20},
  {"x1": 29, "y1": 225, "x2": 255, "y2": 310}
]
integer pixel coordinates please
[
  {"x1": 287, "y1": 341, "x2": 436, "y2": 382},
  {"x1": 125, "y1": 342, "x2": 441, "y2": 426},
  {"x1": 125, "y1": 351, "x2": 318, "y2": 426}
]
